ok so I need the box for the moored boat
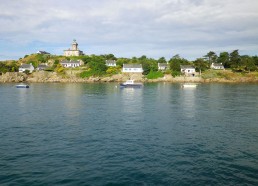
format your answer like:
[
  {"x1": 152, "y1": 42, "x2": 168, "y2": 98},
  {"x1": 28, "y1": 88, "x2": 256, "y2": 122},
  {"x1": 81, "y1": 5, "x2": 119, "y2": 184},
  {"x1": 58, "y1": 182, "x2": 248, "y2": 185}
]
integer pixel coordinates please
[
  {"x1": 182, "y1": 83, "x2": 197, "y2": 88},
  {"x1": 120, "y1": 80, "x2": 143, "y2": 88},
  {"x1": 16, "y1": 84, "x2": 29, "y2": 88}
]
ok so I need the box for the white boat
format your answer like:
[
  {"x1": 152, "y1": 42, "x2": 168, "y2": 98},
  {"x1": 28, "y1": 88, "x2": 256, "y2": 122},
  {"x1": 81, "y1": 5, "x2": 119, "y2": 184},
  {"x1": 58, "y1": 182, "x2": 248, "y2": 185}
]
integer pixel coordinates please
[
  {"x1": 16, "y1": 84, "x2": 29, "y2": 88},
  {"x1": 120, "y1": 80, "x2": 143, "y2": 88},
  {"x1": 182, "y1": 83, "x2": 197, "y2": 88}
]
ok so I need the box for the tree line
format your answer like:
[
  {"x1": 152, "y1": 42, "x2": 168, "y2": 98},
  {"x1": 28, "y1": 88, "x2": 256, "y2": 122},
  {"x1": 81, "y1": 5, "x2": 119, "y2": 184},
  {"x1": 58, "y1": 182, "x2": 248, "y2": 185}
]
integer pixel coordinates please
[{"x1": 1, "y1": 50, "x2": 258, "y2": 76}]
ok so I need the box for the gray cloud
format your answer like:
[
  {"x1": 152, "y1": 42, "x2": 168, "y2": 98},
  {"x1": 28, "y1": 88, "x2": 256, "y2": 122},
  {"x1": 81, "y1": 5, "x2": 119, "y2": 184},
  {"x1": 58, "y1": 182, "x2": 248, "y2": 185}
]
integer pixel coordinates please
[{"x1": 1, "y1": 0, "x2": 258, "y2": 60}]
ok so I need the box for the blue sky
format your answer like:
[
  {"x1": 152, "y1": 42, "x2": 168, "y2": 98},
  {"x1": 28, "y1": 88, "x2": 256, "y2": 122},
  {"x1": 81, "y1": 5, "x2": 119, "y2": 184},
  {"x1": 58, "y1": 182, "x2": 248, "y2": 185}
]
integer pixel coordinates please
[{"x1": 1, "y1": 0, "x2": 258, "y2": 60}]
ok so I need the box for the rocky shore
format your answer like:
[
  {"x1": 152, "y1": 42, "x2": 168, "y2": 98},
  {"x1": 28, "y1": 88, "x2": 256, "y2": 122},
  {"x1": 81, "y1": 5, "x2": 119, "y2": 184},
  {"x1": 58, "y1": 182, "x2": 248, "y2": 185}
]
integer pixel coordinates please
[{"x1": 1, "y1": 71, "x2": 258, "y2": 83}]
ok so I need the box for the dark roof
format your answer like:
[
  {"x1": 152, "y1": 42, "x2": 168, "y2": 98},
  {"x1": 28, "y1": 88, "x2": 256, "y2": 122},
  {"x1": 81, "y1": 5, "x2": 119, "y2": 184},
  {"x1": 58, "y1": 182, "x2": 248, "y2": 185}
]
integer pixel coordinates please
[
  {"x1": 180, "y1": 65, "x2": 195, "y2": 69},
  {"x1": 60, "y1": 60, "x2": 80, "y2": 64},
  {"x1": 158, "y1": 63, "x2": 168, "y2": 67},
  {"x1": 212, "y1": 63, "x2": 224, "y2": 67},
  {"x1": 106, "y1": 60, "x2": 116, "y2": 63},
  {"x1": 123, "y1": 64, "x2": 142, "y2": 68},
  {"x1": 20, "y1": 64, "x2": 33, "y2": 68}
]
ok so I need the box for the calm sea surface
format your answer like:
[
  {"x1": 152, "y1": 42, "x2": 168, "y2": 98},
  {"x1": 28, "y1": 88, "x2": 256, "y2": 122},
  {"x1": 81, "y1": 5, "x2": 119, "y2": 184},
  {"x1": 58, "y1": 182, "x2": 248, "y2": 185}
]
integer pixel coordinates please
[{"x1": 0, "y1": 83, "x2": 258, "y2": 185}]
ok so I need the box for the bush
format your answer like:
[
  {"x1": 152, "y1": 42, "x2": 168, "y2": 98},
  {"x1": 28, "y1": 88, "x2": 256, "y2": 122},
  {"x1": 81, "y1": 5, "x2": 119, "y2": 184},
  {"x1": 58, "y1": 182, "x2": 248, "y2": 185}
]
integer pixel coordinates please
[
  {"x1": 171, "y1": 71, "x2": 181, "y2": 77},
  {"x1": 146, "y1": 71, "x2": 164, "y2": 79},
  {"x1": 79, "y1": 70, "x2": 94, "y2": 78}
]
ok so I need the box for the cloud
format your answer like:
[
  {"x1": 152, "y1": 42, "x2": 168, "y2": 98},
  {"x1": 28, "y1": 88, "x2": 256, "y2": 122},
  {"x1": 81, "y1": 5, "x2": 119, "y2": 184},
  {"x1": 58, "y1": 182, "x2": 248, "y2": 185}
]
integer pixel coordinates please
[{"x1": 1, "y1": 0, "x2": 258, "y2": 60}]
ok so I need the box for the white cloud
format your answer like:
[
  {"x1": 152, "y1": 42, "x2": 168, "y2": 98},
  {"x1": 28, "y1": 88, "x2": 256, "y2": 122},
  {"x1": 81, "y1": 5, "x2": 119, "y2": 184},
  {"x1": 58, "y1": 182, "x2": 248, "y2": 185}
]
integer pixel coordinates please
[{"x1": 0, "y1": 0, "x2": 258, "y2": 60}]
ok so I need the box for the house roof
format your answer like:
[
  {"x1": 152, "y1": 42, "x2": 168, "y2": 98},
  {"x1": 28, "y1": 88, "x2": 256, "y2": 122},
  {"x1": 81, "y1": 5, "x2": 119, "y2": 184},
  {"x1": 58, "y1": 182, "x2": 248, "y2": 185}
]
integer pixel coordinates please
[
  {"x1": 212, "y1": 63, "x2": 224, "y2": 67},
  {"x1": 38, "y1": 64, "x2": 47, "y2": 68},
  {"x1": 106, "y1": 60, "x2": 116, "y2": 65},
  {"x1": 60, "y1": 60, "x2": 80, "y2": 64},
  {"x1": 20, "y1": 64, "x2": 33, "y2": 68},
  {"x1": 158, "y1": 63, "x2": 168, "y2": 67},
  {"x1": 123, "y1": 64, "x2": 142, "y2": 68},
  {"x1": 180, "y1": 65, "x2": 195, "y2": 69}
]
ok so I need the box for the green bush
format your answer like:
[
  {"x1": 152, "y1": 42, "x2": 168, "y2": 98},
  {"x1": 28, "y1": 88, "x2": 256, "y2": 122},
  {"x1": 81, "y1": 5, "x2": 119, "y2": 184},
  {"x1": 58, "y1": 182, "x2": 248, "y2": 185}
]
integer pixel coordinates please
[
  {"x1": 79, "y1": 70, "x2": 94, "y2": 78},
  {"x1": 146, "y1": 71, "x2": 164, "y2": 79},
  {"x1": 171, "y1": 71, "x2": 181, "y2": 77}
]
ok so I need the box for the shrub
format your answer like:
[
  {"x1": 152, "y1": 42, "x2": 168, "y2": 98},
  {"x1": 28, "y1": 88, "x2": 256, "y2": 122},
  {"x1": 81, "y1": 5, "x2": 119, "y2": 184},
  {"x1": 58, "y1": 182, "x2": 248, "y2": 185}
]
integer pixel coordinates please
[
  {"x1": 146, "y1": 70, "x2": 164, "y2": 79},
  {"x1": 171, "y1": 71, "x2": 181, "y2": 77},
  {"x1": 79, "y1": 70, "x2": 94, "y2": 78}
]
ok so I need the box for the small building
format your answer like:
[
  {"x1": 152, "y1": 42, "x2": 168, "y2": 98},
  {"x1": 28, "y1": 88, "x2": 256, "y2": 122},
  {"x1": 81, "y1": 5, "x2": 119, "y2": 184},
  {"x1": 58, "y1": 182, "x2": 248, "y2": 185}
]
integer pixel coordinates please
[
  {"x1": 211, "y1": 63, "x2": 224, "y2": 70},
  {"x1": 105, "y1": 60, "x2": 116, "y2": 67},
  {"x1": 36, "y1": 51, "x2": 50, "y2": 55},
  {"x1": 19, "y1": 63, "x2": 34, "y2": 73},
  {"x1": 158, "y1": 63, "x2": 169, "y2": 71},
  {"x1": 60, "y1": 60, "x2": 83, "y2": 68},
  {"x1": 180, "y1": 65, "x2": 196, "y2": 76},
  {"x1": 122, "y1": 64, "x2": 143, "y2": 73},
  {"x1": 64, "y1": 39, "x2": 84, "y2": 56},
  {"x1": 37, "y1": 64, "x2": 48, "y2": 71}
]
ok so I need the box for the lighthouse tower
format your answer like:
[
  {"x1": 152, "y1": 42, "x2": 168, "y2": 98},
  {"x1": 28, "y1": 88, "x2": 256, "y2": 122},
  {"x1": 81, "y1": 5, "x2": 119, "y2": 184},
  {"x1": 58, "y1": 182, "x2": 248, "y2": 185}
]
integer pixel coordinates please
[
  {"x1": 71, "y1": 39, "x2": 78, "y2": 50},
  {"x1": 64, "y1": 39, "x2": 84, "y2": 56}
]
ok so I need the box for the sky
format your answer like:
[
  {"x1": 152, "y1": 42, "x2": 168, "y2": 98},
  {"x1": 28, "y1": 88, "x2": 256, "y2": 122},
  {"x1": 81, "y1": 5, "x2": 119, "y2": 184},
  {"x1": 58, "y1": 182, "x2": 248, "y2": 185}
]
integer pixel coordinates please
[{"x1": 1, "y1": 0, "x2": 258, "y2": 61}]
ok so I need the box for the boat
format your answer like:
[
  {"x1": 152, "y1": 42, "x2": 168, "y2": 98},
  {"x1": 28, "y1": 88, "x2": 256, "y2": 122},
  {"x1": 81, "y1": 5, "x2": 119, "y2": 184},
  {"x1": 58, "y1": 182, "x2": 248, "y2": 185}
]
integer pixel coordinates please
[
  {"x1": 120, "y1": 80, "x2": 143, "y2": 88},
  {"x1": 16, "y1": 84, "x2": 29, "y2": 88},
  {"x1": 182, "y1": 83, "x2": 197, "y2": 88}
]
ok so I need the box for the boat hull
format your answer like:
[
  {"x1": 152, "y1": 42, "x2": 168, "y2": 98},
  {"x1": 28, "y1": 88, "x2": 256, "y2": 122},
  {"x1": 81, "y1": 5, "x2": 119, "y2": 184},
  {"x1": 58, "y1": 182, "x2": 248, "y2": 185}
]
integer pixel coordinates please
[
  {"x1": 120, "y1": 84, "x2": 142, "y2": 88},
  {"x1": 16, "y1": 85, "x2": 29, "y2": 88}
]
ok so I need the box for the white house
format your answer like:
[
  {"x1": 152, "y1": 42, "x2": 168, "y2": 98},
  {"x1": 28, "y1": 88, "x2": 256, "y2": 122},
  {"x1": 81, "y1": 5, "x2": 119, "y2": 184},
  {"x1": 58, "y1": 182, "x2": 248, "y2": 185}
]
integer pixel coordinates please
[
  {"x1": 211, "y1": 63, "x2": 225, "y2": 70},
  {"x1": 36, "y1": 64, "x2": 48, "y2": 71},
  {"x1": 106, "y1": 60, "x2": 116, "y2": 67},
  {"x1": 64, "y1": 39, "x2": 84, "y2": 56},
  {"x1": 158, "y1": 63, "x2": 169, "y2": 71},
  {"x1": 180, "y1": 65, "x2": 196, "y2": 76},
  {"x1": 19, "y1": 63, "x2": 34, "y2": 73},
  {"x1": 122, "y1": 64, "x2": 143, "y2": 73},
  {"x1": 60, "y1": 60, "x2": 83, "y2": 68}
]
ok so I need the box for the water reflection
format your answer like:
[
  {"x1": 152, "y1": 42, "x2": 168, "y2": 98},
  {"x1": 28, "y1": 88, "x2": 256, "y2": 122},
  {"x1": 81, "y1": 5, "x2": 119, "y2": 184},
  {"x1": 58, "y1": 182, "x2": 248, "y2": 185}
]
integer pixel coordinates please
[
  {"x1": 120, "y1": 88, "x2": 143, "y2": 114},
  {"x1": 63, "y1": 84, "x2": 83, "y2": 122},
  {"x1": 180, "y1": 88, "x2": 197, "y2": 118}
]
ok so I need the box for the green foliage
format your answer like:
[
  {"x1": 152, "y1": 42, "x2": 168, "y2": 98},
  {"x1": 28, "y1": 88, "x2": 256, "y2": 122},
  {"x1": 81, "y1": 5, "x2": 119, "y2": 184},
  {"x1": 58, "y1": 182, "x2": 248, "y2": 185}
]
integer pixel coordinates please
[
  {"x1": 146, "y1": 70, "x2": 164, "y2": 79},
  {"x1": 218, "y1": 52, "x2": 230, "y2": 67},
  {"x1": 204, "y1": 51, "x2": 217, "y2": 64},
  {"x1": 169, "y1": 54, "x2": 189, "y2": 72},
  {"x1": 87, "y1": 55, "x2": 107, "y2": 76},
  {"x1": 0, "y1": 62, "x2": 18, "y2": 74},
  {"x1": 106, "y1": 66, "x2": 120, "y2": 75},
  {"x1": 171, "y1": 71, "x2": 181, "y2": 77},
  {"x1": 54, "y1": 64, "x2": 65, "y2": 74},
  {"x1": 193, "y1": 58, "x2": 209, "y2": 72},
  {"x1": 79, "y1": 70, "x2": 94, "y2": 78},
  {"x1": 24, "y1": 70, "x2": 30, "y2": 74}
]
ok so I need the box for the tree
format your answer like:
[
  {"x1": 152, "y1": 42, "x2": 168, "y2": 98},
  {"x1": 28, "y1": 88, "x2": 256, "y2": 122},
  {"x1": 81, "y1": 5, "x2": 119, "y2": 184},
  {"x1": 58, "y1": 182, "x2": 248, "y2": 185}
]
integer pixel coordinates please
[
  {"x1": 87, "y1": 56, "x2": 107, "y2": 76},
  {"x1": 241, "y1": 55, "x2": 257, "y2": 72},
  {"x1": 157, "y1": 57, "x2": 167, "y2": 64},
  {"x1": 193, "y1": 58, "x2": 209, "y2": 72},
  {"x1": 230, "y1": 50, "x2": 241, "y2": 70},
  {"x1": 217, "y1": 52, "x2": 230, "y2": 67},
  {"x1": 204, "y1": 51, "x2": 217, "y2": 64},
  {"x1": 169, "y1": 54, "x2": 189, "y2": 72}
]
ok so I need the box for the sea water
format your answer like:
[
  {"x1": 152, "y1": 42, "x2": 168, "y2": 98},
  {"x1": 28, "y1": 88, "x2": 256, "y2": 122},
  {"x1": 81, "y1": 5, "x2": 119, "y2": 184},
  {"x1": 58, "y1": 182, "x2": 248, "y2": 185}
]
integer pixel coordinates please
[{"x1": 0, "y1": 83, "x2": 258, "y2": 185}]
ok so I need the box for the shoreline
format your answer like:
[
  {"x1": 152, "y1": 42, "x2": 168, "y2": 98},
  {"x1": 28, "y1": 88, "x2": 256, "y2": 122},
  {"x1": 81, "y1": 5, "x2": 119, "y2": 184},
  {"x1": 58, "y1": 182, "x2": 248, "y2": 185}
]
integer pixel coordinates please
[{"x1": 1, "y1": 72, "x2": 258, "y2": 84}]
